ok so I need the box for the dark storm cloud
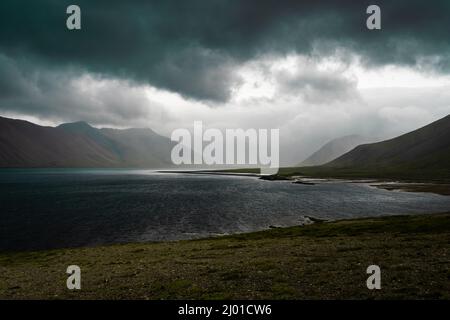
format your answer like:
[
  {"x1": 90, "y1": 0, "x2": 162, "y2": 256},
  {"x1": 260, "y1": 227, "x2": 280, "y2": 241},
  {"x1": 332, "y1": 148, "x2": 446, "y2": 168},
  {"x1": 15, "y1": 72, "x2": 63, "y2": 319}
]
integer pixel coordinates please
[
  {"x1": 0, "y1": 54, "x2": 170, "y2": 126},
  {"x1": 0, "y1": 0, "x2": 450, "y2": 103}
]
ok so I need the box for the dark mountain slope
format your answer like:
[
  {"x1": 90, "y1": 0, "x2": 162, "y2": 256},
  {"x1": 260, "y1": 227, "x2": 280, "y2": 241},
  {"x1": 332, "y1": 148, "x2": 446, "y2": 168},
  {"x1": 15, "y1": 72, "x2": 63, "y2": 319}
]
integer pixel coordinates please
[
  {"x1": 320, "y1": 115, "x2": 450, "y2": 179},
  {"x1": 0, "y1": 117, "x2": 119, "y2": 167}
]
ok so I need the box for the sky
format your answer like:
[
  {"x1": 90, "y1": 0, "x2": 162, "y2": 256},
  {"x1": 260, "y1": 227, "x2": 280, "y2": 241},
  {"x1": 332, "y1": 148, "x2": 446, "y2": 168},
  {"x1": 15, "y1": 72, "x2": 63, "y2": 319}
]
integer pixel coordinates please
[{"x1": 1, "y1": 0, "x2": 450, "y2": 165}]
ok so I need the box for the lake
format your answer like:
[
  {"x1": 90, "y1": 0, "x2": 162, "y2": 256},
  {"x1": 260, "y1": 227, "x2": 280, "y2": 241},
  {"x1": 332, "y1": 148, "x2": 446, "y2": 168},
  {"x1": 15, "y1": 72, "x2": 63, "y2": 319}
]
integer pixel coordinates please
[{"x1": 1, "y1": 169, "x2": 450, "y2": 251}]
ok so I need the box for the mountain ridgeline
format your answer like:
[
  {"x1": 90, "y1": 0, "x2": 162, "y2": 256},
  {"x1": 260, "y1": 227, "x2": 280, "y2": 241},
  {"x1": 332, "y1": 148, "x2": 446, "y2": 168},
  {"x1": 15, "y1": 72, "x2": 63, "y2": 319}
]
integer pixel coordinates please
[{"x1": 0, "y1": 117, "x2": 174, "y2": 168}]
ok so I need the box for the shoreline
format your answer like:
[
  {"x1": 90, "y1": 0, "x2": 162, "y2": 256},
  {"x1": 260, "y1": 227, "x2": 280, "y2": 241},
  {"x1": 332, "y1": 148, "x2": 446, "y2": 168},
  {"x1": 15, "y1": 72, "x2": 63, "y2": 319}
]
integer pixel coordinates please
[
  {"x1": 0, "y1": 214, "x2": 328, "y2": 255},
  {"x1": 159, "y1": 169, "x2": 450, "y2": 196},
  {"x1": 370, "y1": 182, "x2": 450, "y2": 196}
]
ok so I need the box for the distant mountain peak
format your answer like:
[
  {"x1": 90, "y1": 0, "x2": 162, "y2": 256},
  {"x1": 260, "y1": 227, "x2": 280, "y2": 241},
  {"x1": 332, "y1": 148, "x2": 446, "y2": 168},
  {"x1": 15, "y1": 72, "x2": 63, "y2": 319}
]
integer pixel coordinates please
[
  {"x1": 58, "y1": 121, "x2": 93, "y2": 130},
  {"x1": 299, "y1": 134, "x2": 378, "y2": 166}
]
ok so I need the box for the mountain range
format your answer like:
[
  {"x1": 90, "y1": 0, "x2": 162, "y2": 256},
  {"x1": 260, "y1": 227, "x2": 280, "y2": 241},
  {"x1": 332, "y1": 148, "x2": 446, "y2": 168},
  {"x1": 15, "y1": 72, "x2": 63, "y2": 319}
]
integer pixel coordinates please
[
  {"x1": 1, "y1": 114, "x2": 449, "y2": 179},
  {"x1": 0, "y1": 116, "x2": 174, "y2": 168}
]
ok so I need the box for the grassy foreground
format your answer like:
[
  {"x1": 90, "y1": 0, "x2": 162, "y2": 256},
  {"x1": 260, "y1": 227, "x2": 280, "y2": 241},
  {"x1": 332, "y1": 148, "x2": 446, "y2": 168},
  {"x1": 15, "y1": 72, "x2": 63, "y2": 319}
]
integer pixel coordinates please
[{"x1": 1, "y1": 213, "x2": 450, "y2": 300}]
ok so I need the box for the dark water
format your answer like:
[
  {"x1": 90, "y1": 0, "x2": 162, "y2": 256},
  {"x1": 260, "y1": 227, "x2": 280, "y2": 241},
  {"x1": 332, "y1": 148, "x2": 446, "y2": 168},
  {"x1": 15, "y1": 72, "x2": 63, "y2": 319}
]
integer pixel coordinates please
[{"x1": 1, "y1": 169, "x2": 450, "y2": 252}]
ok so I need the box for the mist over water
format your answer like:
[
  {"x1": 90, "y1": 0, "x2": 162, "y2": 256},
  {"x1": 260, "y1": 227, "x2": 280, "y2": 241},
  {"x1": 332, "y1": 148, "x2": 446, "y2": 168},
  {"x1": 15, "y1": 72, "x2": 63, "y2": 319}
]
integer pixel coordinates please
[{"x1": 1, "y1": 169, "x2": 450, "y2": 252}]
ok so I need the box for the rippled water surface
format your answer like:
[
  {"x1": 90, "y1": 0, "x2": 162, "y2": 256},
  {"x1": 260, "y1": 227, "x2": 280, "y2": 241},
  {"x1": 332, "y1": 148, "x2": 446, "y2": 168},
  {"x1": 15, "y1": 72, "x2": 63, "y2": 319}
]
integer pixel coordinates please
[{"x1": 1, "y1": 169, "x2": 450, "y2": 251}]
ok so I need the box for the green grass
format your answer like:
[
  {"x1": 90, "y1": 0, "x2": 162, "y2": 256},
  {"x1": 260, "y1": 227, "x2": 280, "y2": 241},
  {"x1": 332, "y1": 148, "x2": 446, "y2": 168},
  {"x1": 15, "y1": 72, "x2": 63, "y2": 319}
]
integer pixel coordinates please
[{"x1": 1, "y1": 212, "x2": 449, "y2": 300}]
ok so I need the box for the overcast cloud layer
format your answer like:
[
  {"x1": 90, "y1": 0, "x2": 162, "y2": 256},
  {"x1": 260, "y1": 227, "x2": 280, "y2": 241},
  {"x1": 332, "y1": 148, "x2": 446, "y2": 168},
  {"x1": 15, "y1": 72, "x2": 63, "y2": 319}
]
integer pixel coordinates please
[{"x1": 1, "y1": 1, "x2": 450, "y2": 165}]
